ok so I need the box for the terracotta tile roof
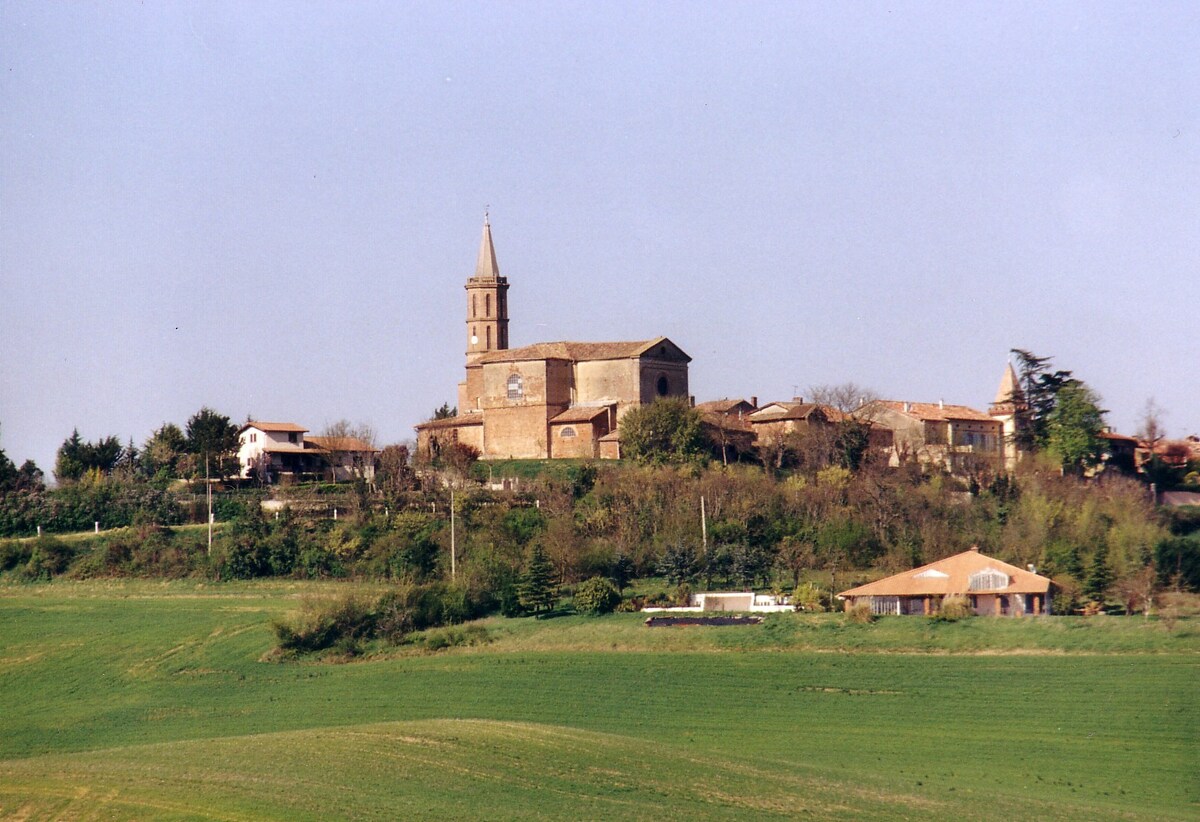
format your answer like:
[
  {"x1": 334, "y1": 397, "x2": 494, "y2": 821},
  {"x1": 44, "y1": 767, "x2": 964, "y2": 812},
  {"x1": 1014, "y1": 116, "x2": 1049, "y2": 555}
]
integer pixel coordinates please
[
  {"x1": 598, "y1": 431, "x2": 621, "y2": 442},
  {"x1": 305, "y1": 436, "x2": 379, "y2": 453},
  {"x1": 696, "y1": 398, "x2": 755, "y2": 414},
  {"x1": 414, "y1": 415, "x2": 483, "y2": 431},
  {"x1": 550, "y1": 406, "x2": 612, "y2": 424},
  {"x1": 477, "y1": 336, "x2": 689, "y2": 365},
  {"x1": 240, "y1": 421, "x2": 308, "y2": 434},
  {"x1": 839, "y1": 548, "x2": 1052, "y2": 598},
  {"x1": 876, "y1": 401, "x2": 996, "y2": 423},
  {"x1": 750, "y1": 403, "x2": 826, "y2": 423},
  {"x1": 258, "y1": 443, "x2": 308, "y2": 454},
  {"x1": 1099, "y1": 431, "x2": 1138, "y2": 443}
]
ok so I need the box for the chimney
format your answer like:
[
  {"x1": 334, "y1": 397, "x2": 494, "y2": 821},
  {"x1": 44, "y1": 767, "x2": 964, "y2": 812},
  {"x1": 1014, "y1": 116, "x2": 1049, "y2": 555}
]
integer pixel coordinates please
[
  {"x1": 792, "y1": 396, "x2": 803, "y2": 403},
  {"x1": 750, "y1": 396, "x2": 758, "y2": 409},
  {"x1": 689, "y1": 395, "x2": 695, "y2": 407},
  {"x1": 969, "y1": 545, "x2": 980, "y2": 552},
  {"x1": 1027, "y1": 564, "x2": 1037, "y2": 573},
  {"x1": 939, "y1": 399, "x2": 945, "y2": 409},
  {"x1": 903, "y1": 402, "x2": 912, "y2": 413}
]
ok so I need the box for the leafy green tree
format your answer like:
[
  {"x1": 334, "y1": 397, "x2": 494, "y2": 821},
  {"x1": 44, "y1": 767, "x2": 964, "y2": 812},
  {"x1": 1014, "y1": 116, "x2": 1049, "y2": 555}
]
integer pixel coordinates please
[
  {"x1": 574, "y1": 576, "x2": 620, "y2": 614},
  {"x1": 142, "y1": 423, "x2": 188, "y2": 479},
  {"x1": 185, "y1": 407, "x2": 239, "y2": 478},
  {"x1": 432, "y1": 403, "x2": 457, "y2": 420},
  {"x1": 1045, "y1": 381, "x2": 1106, "y2": 475},
  {"x1": 519, "y1": 543, "x2": 557, "y2": 615},
  {"x1": 619, "y1": 398, "x2": 706, "y2": 465},
  {"x1": 14, "y1": 460, "x2": 44, "y2": 493},
  {"x1": 834, "y1": 420, "x2": 873, "y2": 471}
]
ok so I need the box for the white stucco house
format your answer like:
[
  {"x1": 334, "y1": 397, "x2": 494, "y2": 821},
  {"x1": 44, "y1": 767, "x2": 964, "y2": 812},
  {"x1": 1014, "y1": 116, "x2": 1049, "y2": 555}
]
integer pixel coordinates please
[
  {"x1": 237, "y1": 422, "x2": 317, "y2": 480},
  {"x1": 237, "y1": 422, "x2": 379, "y2": 483}
]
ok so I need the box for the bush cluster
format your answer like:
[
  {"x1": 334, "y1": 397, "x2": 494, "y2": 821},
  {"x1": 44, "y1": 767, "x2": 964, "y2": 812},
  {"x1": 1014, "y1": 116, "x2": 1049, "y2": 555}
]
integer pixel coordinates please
[
  {"x1": 272, "y1": 582, "x2": 489, "y2": 657},
  {"x1": 573, "y1": 576, "x2": 621, "y2": 615}
]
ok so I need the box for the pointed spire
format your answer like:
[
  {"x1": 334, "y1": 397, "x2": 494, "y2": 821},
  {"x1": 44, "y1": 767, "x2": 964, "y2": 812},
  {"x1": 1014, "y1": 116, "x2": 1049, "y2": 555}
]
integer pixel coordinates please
[
  {"x1": 993, "y1": 362, "x2": 1024, "y2": 405},
  {"x1": 474, "y1": 212, "x2": 500, "y2": 280}
]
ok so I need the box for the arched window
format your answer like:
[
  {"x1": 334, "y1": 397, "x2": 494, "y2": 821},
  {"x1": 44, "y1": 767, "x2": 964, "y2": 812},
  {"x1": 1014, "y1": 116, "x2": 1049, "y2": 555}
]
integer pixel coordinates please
[
  {"x1": 471, "y1": 294, "x2": 477, "y2": 318},
  {"x1": 486, "y1": 326, "x2": 492, "y2": 349},
  {"x1": 560, "y1": 427, "x2": 576, "y2": 438},
  {"x1": 656, "y1": 374, "x2": 670, "y2": 396},
  {"x1": 506, "y1": 373, "x2": 523, "y2": 400},
  {"x1": 968, "y1": 568, "x2": 1010, "y2": 591},
  {"x1": 485, "y1": 294, "x2": 492, "y2": 316}
]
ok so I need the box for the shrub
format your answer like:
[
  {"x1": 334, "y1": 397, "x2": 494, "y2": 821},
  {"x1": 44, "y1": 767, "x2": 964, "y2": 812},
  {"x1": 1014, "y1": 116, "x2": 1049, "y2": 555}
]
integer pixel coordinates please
[
  {"x1": 22, "y1": 537, "x2": 74, "y2": 580},
  {"x1": 415, "y1": 624, "x2": 490, "y2": 652},
  {"x1": 0, "y1": 540, "x2": 31, "y2": 572},
  {"x1": 272, "y1": 593, "x2": 377, "y2": 656},
  {"x1": 935, "y1": 596, "x2": 973, "y2": 621},
  {"x1": 845, "y1": 603, "x2": 875, "y2": 624},
  {"x1": 574, "y1": 576, "x2": 620, "y2": 615},
  {"x1": 792, "y1": 582, "x2": 825, "y2": 612}
]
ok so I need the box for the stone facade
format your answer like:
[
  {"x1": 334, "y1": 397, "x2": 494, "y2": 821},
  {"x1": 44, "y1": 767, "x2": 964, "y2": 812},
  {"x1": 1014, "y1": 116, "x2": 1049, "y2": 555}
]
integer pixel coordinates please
[
  {"x1": 417, "y1": 218, "x2": 690, "y2": 460},
  {"x1": 866, "y1": 400, "x2": 1004, "y2": 471}
]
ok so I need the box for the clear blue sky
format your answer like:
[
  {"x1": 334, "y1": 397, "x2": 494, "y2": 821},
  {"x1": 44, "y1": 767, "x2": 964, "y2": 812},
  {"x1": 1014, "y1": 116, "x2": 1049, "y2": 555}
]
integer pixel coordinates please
[{"x1": 2, "y1": 1, "x2": 1197, "y2": 474}]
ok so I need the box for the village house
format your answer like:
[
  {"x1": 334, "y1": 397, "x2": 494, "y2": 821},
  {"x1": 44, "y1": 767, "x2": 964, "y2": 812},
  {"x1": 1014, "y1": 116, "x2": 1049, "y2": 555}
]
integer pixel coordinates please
[
  {"x1": 416, "y1": 217, "x2": 691, "y2": 460},
  {"x1": 747, "y1": 400, "x2": 893, "y2": 466},
  {"x1": 696, "y1": 398, "x2": 758, "y2": 464},
  {"x1": 237, "y1": 422, "x2": 378, "y2": 483},
  {"x1": 838, "y1": 546, "x2": 1054, "y2": 616},
  {"x1": 866, "y1": 399, "x2": 1003, "y2": 472}
]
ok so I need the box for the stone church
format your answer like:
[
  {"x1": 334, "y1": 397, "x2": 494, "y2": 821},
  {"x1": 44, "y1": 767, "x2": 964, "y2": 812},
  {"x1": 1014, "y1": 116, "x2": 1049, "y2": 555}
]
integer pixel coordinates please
[{"x1": 416, "y1": 217, "x2": 691, "y2": 460}]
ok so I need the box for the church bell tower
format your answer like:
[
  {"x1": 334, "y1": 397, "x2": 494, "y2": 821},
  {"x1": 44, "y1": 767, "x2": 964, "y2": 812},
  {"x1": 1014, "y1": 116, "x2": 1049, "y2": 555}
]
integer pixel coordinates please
[{"x1": 465, "y1": 214, "x2": 509, "y2": 364}]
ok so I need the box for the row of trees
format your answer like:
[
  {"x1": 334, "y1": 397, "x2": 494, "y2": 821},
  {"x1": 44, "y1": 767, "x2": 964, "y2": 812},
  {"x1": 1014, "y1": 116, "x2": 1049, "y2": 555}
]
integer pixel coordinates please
[{"x1": 51, "y1": 407, "x2": 241, "y2": 484}]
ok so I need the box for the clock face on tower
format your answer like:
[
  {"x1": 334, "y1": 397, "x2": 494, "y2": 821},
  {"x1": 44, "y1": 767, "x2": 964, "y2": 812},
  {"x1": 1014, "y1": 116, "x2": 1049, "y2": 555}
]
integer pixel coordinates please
[{"x1": 471, "y1": 335, "x2": 479, "y2": 345}]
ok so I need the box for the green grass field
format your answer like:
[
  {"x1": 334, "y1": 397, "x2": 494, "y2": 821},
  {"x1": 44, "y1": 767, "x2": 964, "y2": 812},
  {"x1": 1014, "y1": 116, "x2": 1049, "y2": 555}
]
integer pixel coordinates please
[{"x1": 1, "y1": 581, "x2": 1196, "y2": 820}]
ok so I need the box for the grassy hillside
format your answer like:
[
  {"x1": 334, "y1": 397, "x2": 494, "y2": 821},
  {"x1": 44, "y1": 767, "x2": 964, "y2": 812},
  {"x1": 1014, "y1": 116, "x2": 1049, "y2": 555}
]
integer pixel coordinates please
[{"x1": 1, "y1": 581, "x2": 1196, "y2": 820}]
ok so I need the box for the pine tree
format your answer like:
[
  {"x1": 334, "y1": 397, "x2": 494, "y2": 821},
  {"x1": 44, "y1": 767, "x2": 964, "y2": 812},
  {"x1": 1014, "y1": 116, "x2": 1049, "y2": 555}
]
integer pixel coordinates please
[
  {"x1": 1085, "y1": 543, "x2": 1113, "y2": 603},
  {"x1": 519, "y1": 544, "x2": 557, "y2": 616}
]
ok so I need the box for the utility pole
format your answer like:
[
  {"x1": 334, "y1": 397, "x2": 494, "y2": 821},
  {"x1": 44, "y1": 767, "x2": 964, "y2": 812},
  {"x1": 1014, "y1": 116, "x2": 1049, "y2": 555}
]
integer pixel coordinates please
[
  {"x1": 450, "y1": 488, "x2": 457, "y2": 580},
  {"x1": 700, "y1": 495, "x2": 707, "y2": 556},
  {"x1": 206, "y1": 453, "x2": 213, "y2": 556}
]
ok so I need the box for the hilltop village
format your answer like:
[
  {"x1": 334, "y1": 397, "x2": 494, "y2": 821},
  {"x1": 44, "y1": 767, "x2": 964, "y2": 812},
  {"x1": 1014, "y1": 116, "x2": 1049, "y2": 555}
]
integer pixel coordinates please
[
  {"x1": 4, "y1": 217, "x2": 1196, "y2": 623},
  {"x1": 399, "y1": 218, "x2": 1137, "y2": 477},
  {"x1": 229, "y1": 217, "x2": 1191, "y2": 486}
]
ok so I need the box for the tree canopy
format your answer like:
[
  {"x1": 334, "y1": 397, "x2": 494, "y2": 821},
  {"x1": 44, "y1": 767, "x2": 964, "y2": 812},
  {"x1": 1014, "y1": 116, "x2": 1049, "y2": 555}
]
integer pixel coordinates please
[
  {"x1": 54, "y1": 430, "x2": 123, "y2": 482},
  {"x1": 1010, "y1": 350, "x2": 1106, "y2": 474},
  {"x1": 1045, "y1": 380, "x2": 1107, "y2": 475},
  {"x1": 184, "y1": 408, "x2": 239, "y2": 478},
  {"x1": 619, "y1": 398, "x2": 706, "y2": 465}
]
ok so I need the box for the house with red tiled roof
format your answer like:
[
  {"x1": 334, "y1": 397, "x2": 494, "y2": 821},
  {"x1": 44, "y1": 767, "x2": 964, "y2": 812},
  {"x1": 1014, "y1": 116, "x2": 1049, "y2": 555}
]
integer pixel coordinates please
[
  {"x1": 864, "y1": 398, "x2": 1003, "y2": 473},
  {"x1": 416, "y1": 217, "x2": 691, "y2": 460},
  {"x1": 238, "y1": 423, "x2": 379, "y2": 483},
  {"x1": 237, "y1": 422, "x2": 317, "y2": 480},
  {"x1": 839, "y1": 547, "x2": 1054, "y2": 616}
]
